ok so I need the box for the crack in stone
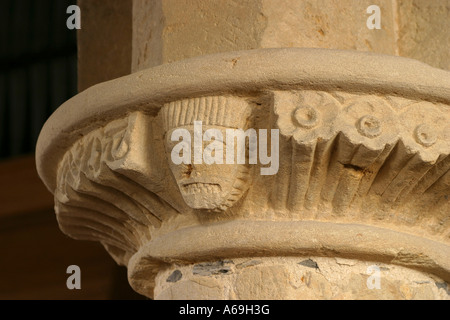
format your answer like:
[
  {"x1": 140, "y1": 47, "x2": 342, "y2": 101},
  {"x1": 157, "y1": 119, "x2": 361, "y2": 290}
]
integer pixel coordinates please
[
  {"x1": 193, "y1": 261, "x2": 232, "y2": 276},
  {"x1": 299, "y1": 259, "x2": 319, "y2": 269}
]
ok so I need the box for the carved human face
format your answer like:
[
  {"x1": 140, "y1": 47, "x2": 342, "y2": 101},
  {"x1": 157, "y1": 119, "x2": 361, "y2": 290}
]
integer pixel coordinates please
[{"x1": 165, "y1": 125, "x2": 249, "y2": 212}]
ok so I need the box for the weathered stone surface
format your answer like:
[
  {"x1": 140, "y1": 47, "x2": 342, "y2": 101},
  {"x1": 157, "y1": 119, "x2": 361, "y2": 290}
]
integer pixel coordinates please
[
  {"x1": 78, "y1": 0, "x2": 132, "y2": 91},
  {"x1": 260, "y1": 0, "x2": 397, "y2": 55},
  {"x1": 154, "y1": 257, "x2": 450, "y2": 300},
  {"x1": 132, "y1": 0, "x2": 265, "y2": 71},
  {"x1": 131, "y1": 0, "x2": 398, "y2": 71},
  {"x1": 37, "y1": 48, "x2": 450, "y2": 299},
  {"x1": 193, "y1": 261, "x2": 233, "y2": 276},
  {"x1": 156, "y1": 277, "x2": 225, "y2": 300},
  {"x1": 234, "y1": 264, "x2": 292, "y2": 300},
  {"x1": 38, "y1": 1, "x2": 450, "y2": 300},
  {"x1": 397, "y1": 0, "x2": 450, "y2": 70},
  {"x1": 298, "y1": 259, "x2": 319, "y2": 269}
]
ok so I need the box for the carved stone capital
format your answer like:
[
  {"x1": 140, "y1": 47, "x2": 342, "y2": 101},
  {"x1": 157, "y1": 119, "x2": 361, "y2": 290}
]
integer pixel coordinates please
[{"x1": 37, "y1": 49, "x2": 450, "y2": 299}]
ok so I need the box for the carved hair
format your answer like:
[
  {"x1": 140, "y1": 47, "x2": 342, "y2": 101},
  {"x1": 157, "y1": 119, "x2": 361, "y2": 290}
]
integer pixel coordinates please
[{"x1": 162, "y1": 96, "x2": 252, "y2": 131}]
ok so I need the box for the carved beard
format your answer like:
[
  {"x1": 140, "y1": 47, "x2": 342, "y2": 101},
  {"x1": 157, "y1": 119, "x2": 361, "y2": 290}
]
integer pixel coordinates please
[
  {"x1": 208, "y1": 163, "x2": 250, "y2": 212},
  {"x1": 168, "y1": 160, "x2": 251, "y2": 213}
]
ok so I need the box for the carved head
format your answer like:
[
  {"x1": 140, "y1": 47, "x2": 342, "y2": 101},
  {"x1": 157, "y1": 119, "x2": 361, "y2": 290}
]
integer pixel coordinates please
[{"x1": 162, "y1": 96, "x2": 252, "y2": 212}]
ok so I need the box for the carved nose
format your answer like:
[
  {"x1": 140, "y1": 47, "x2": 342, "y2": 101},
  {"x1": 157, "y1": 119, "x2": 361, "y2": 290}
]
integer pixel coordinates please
[
  {"x1": 189, "y1": 162, "x2": 203, "y2": 177},
  {"x1": 182, "y1": 164, "x2": 193, "y2": 178},
  {"x1": 182, "y1": 164, "x2": 202, "y2": 178}
]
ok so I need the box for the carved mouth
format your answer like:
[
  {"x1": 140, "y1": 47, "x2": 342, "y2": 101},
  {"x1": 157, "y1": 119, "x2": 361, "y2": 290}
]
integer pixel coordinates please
[{"x1": 183, "y1": 183, "x2": 221, "y2": 194}]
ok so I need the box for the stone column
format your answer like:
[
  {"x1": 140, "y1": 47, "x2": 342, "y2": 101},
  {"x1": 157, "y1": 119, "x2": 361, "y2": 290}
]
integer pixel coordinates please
[
  {"x1": 37, "y1": 1, "x2": 449, "y2": 299},
  {"x1": 131, "y1": 0, "x2": 399, "y2": 71}
]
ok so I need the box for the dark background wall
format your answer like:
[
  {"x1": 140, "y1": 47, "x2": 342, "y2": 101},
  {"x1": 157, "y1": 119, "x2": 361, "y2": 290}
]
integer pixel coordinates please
[
  {"x1": 0, "y1": 0, "x2": 77, "y2": 160},
  {"x1": 0, "y1": 0, "x2": 144, "y2": 299}
]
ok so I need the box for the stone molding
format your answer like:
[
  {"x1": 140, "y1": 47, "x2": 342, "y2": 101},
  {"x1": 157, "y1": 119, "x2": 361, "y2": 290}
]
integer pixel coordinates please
[{"x1": 36, "y1": 49, "x2": 450, "y2": 298}]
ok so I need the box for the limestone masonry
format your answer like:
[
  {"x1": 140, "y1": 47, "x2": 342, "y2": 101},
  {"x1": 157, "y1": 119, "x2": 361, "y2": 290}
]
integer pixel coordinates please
[{"x1": 37, "y1": 1, "x2": 449, "y2": 300}]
